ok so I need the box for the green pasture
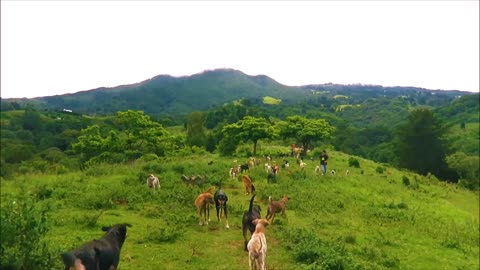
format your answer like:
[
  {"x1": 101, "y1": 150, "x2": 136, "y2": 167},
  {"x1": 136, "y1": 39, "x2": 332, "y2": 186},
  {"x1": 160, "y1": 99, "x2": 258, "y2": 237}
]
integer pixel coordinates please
[{"x1": 1, "y1": 150, "x2": 479, "y2": 270}]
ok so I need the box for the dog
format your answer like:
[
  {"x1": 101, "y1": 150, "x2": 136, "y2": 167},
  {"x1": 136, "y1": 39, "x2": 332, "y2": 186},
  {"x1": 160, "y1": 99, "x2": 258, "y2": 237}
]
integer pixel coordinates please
[
  {"x1": 242, "y1": 175, "x2": 255, "y2": 195},
  {"x1": 61, "y1": 223, "x2": 131, "y2": 270},
  {"x1": 331, "y1": 169, "x2": 336, "y2": 176},
  {"x1": 242, "y1": 194, "x2": 262, "y2": 251},
  {"x1": 265, "y1": 195, "x2": 289, "y2": 224},
  {"x1": 315, "y1": 165, "x2": 321, "y2": 175},
  {"x1": 214, "y1": 187, "x2": 229, "y2": 229},
  {"x1": 195, "y1": 191, "x2": 215, "y2": 225},
  {"x1": 345, "y1": 169, "x2": 350, "y2": 176},
  {"x1": 239, "y1": 163, "x2": 250, "y2": 173},
  {"x1": 146, "y1": 174, "x2": 160, "y2": 190},
  {"x1": 247, "y1": 218, "x2": 270, "y2": 270}
]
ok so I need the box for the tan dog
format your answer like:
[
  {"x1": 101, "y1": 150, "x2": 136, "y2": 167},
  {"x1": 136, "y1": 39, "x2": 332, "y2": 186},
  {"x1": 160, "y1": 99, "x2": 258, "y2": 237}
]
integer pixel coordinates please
[
  {"x1": 195, "y1": 191, "x2": 215, "y2": 226},
  {"x1": 265, "y1": 195, "x2": 289, "y2": 224},
  {"x1": 247, "y1": 218, "x2": 270, "y2": 270},
  {"x1": 242, "y1": 175, "x2": 256, "y2": 195}
]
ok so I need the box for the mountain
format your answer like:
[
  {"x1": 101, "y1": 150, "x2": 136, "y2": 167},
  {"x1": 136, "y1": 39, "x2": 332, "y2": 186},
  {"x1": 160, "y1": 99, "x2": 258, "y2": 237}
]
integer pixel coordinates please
[
  {"x1": 1, "y1": 68, "x2": 475, "y2": 118},
  {"x1": 3, "y1": 69, "x2": 306, "y2": 116}
]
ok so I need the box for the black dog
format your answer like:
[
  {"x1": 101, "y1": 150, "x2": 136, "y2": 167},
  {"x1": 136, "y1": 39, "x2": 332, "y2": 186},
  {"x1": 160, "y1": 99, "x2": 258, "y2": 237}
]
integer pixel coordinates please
[
  {"x1": 242, "y1": 194, "x2": 262, "y2": 251},
  {"x1": 61, "y1": 223, "x2": 131, "y2": 270},
  {"x1": 214, "y1": 188, "x2": 229, "y2": 229},
  {"x1": 239, "y1": 163, "x2": 250, "y2": 173}
]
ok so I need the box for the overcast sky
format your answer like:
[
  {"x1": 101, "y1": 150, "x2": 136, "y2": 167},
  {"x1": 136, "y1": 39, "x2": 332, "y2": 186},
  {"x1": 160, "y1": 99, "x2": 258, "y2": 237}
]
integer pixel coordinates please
[{"x1": 1, "y1": 1, "x2": 479, "y2": 99}]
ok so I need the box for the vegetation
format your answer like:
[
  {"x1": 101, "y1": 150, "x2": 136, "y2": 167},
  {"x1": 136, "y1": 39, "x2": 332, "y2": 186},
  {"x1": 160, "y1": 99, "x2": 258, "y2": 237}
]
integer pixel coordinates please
[
  {"x1": 0, "y1": 68, "x2": 478, "y2": 269},
  {"x1": 1, "y1": 151, "x2": 478, "y2": 269}
]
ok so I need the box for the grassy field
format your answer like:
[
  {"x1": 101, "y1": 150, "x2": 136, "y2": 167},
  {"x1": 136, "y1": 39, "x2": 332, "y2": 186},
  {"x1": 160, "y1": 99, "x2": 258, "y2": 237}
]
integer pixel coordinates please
[{"x1": 1, "y1": 149, "x2": 479, "y2": 270}]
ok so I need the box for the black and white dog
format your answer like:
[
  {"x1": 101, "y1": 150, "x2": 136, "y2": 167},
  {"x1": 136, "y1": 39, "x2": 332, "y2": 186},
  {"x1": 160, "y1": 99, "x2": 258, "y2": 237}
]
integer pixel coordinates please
[
  {"x1": 242, "y1": 194, "x2": 262, "y2": 251},
  {"x1": 214, "y1": 188, "x2": 229, "y2": 229}
]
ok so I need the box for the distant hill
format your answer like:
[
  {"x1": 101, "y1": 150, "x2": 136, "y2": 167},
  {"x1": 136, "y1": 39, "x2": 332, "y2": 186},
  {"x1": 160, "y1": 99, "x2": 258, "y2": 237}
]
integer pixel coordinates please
[
  {"x1": 1, "y1": 68, "x2": 475, "y2": 118},
  {"x1": 2, "y1": 69, "x2": 305, "y2": 116}
]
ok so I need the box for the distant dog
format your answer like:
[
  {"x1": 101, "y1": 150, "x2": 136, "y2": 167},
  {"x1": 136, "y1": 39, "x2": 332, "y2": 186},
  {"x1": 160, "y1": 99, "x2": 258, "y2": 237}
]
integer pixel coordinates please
[
  {"x1": 265, "y1": 195, "x2": 289, "y2": 224},
  {"x1": 315, "y1": 165, "x2": 321, "y2": 175},
  {"x1": 229, "y1": 167, "x2": 239, "y2": 178},
  {"x1": 195, "y1": 191, "x2": 215, "y2": 225},
  {"x1": 146, "y1": 174, "x2": 160, "y2": 190},
  {"x1": 242, "y1": 175, "x2": 256, "y2": 195},
  {"x1": 240, "y1": 163, "x2": 250, "y2": 173},
  {"x1": 247, "y1": 218, "x2": 270, "y2": 270},
  {"x1": 242, "y1": 194, "x2": 262, "y2": 251},
  {"x1": 214, "y1": 188, "x2": 229, "y2": 229},
  {"x1": 330, "y1": 169, "x2": 336, "y2": 176},
  {"x1": 345, "y1": 169, "x2": 350, "y2": 176}
]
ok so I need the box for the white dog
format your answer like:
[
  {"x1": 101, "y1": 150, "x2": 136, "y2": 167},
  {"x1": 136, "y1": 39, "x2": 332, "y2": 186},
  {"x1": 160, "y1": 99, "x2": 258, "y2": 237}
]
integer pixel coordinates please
[
  {"x1": 247, "y1": 218, "x2": 270, "y2": 270},
  {"x1": 147, "y1": 174, "x2": 160, "y2": 190}
]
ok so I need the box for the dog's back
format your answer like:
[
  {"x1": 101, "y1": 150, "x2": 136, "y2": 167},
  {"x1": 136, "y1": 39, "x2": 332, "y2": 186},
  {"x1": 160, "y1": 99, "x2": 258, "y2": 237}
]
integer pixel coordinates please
[
  {"x1": 243, "y1": 194, "x2": 261, "y2": 250},
  {"x1": 247, "y1": 218, "x2": 269, "y2": 270},
  {"x1": 242, "y1": 175, "x2": 255, "y2": 195}
]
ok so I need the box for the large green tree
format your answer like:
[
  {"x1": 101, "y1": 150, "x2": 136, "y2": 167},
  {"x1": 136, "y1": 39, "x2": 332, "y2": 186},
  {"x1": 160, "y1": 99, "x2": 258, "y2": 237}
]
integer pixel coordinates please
[
  {"x1": 185, "y1": 111, "x2": 206, "y2": 148},
  {"x1": 277, "y1": 115, "x2": 336, "y2": 155},
  {"x1": 221, "y1": 116, "x2": 275, "y2": 156},
  {"x1": 393, "y1": 109, "x2": 452, "y2": 180}
]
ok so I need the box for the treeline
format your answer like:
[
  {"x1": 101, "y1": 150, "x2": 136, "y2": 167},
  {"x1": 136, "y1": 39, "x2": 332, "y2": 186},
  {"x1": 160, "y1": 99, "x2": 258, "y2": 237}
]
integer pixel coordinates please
[{"x1": 1, "y1": 93, "x2": 479, "y2": 190}]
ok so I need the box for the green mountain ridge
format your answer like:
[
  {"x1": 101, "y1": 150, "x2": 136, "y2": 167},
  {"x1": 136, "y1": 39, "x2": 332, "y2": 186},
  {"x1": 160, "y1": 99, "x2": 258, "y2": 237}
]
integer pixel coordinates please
[{"x1": 2, "y1": 68, "x2": 475, "y2": 117}]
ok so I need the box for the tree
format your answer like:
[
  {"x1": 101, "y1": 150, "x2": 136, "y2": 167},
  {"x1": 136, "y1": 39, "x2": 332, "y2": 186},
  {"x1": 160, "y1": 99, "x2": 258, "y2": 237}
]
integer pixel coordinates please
[
  {"x1": 186, "y1": 111, "x2": 206, "y2": 148},
  {"x1": 393, "y1": 109, "x2": 452, "y2": 180},
  {"x1": 221, "y1": 116, "x2": 275, "y2": 156},
  {"x1": 277, "y1": 115, "x2": 336, "y2": 155},
  {"x1": 446, "y1": 152, "x2": 479, "y2": 190}
]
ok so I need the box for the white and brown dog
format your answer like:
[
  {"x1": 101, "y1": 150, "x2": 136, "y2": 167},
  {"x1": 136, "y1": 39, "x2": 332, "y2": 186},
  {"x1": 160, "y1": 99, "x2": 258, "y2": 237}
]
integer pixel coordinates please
[{"x1": 247, "y1": 218, "x2": 270, "y2": 270}]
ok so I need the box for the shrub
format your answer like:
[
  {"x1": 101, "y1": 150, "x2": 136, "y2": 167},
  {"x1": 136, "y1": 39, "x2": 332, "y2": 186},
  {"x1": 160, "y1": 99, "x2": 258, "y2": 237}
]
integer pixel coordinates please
[
  {"x1": 348, "y1": 158, "x2": 360, "y2": 168},
  {"x1": 375, "y1": 166, "x2": 384, "y2": 174},
  {"x1": 282, "y1": 228, "x2": 353, "y2": 269},
  {"x1": 0, "y1": 193, "x2": 61, "y2": 269},
  {"x1": 402, "y1": 176, "x2": 410, "y2": 186}
]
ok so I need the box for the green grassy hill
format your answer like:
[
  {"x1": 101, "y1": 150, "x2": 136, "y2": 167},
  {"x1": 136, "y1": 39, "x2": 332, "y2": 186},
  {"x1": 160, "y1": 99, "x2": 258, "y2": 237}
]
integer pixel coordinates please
[{"x1": 1, "y1": 149, "x2": 478, "y2": 270}]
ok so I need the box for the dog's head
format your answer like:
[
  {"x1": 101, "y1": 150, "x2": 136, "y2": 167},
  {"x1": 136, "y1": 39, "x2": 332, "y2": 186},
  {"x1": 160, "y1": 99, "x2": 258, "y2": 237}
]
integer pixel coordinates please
[
  {"x1": 252, "y1": 218, "x2": 270, "y2": 228},
  {"x1": 101, "y1": 223, "x2": 131, "y2": 246}
]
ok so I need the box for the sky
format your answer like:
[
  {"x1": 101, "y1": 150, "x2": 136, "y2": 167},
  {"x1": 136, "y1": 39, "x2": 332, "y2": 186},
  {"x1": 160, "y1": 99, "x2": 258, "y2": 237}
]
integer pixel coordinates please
[{"x1": 1, "y1": 1, "x2": 479, "y2": 99}]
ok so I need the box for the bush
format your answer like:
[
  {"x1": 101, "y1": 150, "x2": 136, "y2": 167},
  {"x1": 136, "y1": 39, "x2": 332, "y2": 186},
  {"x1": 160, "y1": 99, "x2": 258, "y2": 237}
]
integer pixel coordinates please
[
  {"x1": 402, "y1": 176, "x2": 410, "y2": 186},
  {"x1": 0, "y1": 193, "x2": 61, "y2": 269},
  {"x1": 282, "y1": 228, "x2": 353, "y2": 269},
  {"x1": 348, "y1": 158, "x2": 360, "y2": 168},
  {"x1": 375, "y1": 166, "x2": 384, "y2": 174}
]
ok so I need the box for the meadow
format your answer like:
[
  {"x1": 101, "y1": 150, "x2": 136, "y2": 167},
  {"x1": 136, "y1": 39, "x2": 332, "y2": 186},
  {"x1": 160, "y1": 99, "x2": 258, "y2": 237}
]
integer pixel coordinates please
[{"x1": 1, "y1": 149, "x2": 479, "y2": 270}]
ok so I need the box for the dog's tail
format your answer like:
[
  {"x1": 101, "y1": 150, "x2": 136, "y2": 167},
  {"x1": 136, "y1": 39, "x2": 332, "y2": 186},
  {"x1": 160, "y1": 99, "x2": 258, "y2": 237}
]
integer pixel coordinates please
[
  {"x1": 268, "y1": 196, "x2": 272, "y2": 204},
  {"x1": 248, "y1": 194, "x2": 256, "y2": 213}
]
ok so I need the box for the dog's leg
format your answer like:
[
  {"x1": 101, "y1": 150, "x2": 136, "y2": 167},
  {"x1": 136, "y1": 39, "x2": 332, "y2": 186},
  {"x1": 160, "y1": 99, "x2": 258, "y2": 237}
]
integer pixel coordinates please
[
  {"x1": 198, "y1": 207, "x2": 203, "y2": 225},
  {"x1": 224, "y1": 205, "x2": 229, "y2": 229},
  {"x1": 206, "y1": 204, "x2": 210, "y2": 224}
]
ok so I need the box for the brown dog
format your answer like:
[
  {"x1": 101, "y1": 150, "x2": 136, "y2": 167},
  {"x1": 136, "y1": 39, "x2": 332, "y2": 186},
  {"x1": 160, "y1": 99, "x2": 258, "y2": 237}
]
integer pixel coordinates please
[
  {"x1": 242, "y1": 175, "x2": 256, "y2": 195},
  {"x1": 247, "y1": 218, "x2": 270, "y2": 270},
  {"x1": 265, "y1": 195, "x2": 289, "y2": 224},
  {"x1": 195, "y1": 191, "x2": 215, "y2": 226}
]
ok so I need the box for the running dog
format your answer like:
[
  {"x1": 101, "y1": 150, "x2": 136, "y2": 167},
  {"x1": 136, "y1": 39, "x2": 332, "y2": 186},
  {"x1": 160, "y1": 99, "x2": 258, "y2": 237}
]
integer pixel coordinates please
[
  {"x1": 242, "y1": 194, "x2": 262, "y2": 251},
  {"x1": 265, "y1": 195, "x2": 289, "y2": 224},
  {"x1": 214, "y1": 187, "x2": 229, "y2": 229},
  {"x1": 247, "y1": 218, "x2": 270, "y2": 270},
  {"x1": 242, "y1": 175, "x2": 255, "y2": 195}
]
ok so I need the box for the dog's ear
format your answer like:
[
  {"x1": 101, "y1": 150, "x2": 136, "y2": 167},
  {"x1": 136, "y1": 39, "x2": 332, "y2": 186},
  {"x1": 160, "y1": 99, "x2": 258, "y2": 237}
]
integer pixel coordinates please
[
  {"x1": 101, "y1": 226, "x2": 111, "y2": 232},
  {"x1": 252, "y1": 219, "x2": 259, "y2": 225}
]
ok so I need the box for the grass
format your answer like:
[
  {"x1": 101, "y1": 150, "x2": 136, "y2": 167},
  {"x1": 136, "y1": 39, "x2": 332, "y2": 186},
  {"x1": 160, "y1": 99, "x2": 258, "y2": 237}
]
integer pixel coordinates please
[{"x1": 1, "y1": 149, "x2": 479, "y2": 270}]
